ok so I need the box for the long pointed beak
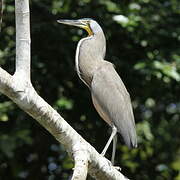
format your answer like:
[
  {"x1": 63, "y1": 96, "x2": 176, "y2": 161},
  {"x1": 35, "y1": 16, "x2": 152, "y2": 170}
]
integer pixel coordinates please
[
  {"x1": 57, "y1": 19, "x2": 93, "y2": 36},
  {"x1": 57, "y1": 19, "x2": 85, "y2": 28}
]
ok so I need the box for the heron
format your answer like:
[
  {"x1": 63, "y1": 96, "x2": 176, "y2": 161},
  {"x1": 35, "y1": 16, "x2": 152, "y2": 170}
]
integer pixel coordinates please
[{"x1": 57, "y1": 18, "x2": 137, "y2": 164}]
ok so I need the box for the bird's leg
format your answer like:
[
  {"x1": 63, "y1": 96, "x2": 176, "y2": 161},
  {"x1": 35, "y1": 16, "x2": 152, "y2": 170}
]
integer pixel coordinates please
[
  {"x1": 111, "y1": 134, "x2": 117, "y2": 165},
  {"x1": 101, "y1": 126, "x2": 117, "y2": 157}
]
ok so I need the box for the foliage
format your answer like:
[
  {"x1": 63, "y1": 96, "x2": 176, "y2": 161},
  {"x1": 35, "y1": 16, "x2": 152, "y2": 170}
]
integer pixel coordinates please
[{"x1": 0, "y1": 0, "x2": 180, "y2": 179}]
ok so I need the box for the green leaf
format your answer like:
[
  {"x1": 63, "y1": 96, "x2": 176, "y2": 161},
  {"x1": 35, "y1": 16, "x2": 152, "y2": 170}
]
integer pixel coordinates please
[
  {"x1": 55, "y1": 97, "x2": 73, "y2": 110},
  {"x1": 0, "y1": 114, "x2": 8, "y2": 122},
  {"x1": 153, "y1": 61, "x2": 180, "y2": 81},
  {"x1": 134, "y1": 62, "x2": 146, "y2": 70},
  {"x1": 171, "y1": 160, "x2": 180, "y2": 171},
  {"x1": 137, "y1": 121, "x2": 154, "y2": 141}
]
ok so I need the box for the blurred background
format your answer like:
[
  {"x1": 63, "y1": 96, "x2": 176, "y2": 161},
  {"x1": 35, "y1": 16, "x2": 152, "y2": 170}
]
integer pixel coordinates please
[{"x1": 0, "y1": 0, "x2": 180, "y2": 179}]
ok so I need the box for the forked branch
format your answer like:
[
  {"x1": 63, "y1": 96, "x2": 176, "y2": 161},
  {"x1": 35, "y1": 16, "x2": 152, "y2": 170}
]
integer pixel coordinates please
[{"x1": 0, "y1": 0, "x2": 128, "y2": 179}]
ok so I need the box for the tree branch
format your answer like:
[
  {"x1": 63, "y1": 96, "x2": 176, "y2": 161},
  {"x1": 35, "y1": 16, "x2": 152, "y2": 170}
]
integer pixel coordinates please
[
  {"x1": 15, "y1": 0, "x2": 31, "y2": 80},
  {"x1": 71, "y1": 146, "x2": 89, "y2": 180},
  {"x1": 0, "y1": 0, "x2": 129, "y2": 179}
]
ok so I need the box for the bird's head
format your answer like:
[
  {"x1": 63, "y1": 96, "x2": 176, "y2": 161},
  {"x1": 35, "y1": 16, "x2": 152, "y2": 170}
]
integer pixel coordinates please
[{"x1": 57, "y1": 18, "x2": 102, "y2": 36}]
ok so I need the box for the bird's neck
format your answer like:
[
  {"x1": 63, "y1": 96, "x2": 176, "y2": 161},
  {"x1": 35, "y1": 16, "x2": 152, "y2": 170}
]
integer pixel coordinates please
[{"x1": 75, "y1": 32, "x2": 106, "y2": 86}]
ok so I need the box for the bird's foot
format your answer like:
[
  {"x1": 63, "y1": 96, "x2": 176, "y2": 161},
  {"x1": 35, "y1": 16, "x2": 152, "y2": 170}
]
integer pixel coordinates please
[{"x1": 101, "y1": 154, "x2": 121, "y2": 171}]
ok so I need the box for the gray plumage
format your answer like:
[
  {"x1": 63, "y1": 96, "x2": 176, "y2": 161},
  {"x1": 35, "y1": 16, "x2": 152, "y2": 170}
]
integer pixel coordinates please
[
  {"x1": 91, "y1": 61, "x2": 137, "y2": 148},
  {"x1": 57, "y1": 18, "x2": 137, "y2": 163},
  {"x1": 75, "y1": 19, "x2": 137, "y2": 148}
]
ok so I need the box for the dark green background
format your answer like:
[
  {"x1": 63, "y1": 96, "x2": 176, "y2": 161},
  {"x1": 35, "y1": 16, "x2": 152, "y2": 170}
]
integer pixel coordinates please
[{"x1": 0, "y1": 0, "x2": 180, "y2": 179}]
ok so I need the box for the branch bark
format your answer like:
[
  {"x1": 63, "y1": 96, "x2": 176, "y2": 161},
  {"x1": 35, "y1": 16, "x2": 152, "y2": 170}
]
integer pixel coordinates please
[{"x1": 0, "y1": 0, "x2": 129, "y2": 179}]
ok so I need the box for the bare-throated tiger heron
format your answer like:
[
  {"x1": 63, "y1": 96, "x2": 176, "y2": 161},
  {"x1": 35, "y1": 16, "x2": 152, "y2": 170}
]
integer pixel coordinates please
[{"x1": 57, "y1": 18, "x2": 137, "y2": 164}]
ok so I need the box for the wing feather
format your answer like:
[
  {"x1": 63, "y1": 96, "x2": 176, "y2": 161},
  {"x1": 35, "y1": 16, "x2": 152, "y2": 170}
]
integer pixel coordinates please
[{"x1": 91, "y1": 61, "x2": 137, "y2": 148}]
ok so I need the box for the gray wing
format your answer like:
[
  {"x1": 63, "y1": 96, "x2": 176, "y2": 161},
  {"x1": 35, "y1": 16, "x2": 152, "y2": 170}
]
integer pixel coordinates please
[{"x1": 91, "y1": 61, "x2": 137, "y2": 148}]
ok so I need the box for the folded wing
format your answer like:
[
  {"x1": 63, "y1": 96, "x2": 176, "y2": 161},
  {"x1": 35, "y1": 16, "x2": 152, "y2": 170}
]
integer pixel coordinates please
[{"x1": 91, "y1": 61, "x2": 137, "y2": 148}]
